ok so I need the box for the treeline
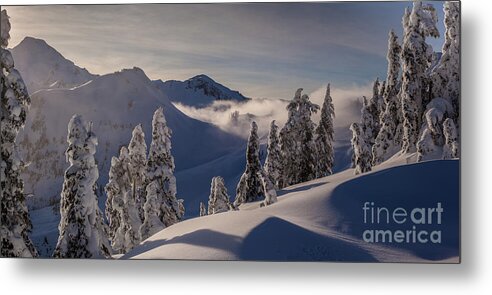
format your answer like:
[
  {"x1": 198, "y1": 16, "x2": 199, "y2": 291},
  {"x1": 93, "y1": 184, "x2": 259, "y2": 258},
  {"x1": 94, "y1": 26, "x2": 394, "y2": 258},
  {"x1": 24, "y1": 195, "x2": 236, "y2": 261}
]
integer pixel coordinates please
[
  {"x1": 350, "y1": 1, "x2": 460, "y2": 174},
  {"x1": 201, "y1": 84, "x2": 336, "y2": 216},
  {"x1": 51, "y1": 108, "x2": 184, "y2": 258}
]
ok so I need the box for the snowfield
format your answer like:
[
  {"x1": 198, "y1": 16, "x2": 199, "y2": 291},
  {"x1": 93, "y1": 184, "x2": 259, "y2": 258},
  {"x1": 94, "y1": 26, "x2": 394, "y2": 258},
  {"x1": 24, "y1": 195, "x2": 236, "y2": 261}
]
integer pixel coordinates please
[{"x1": 123, "y1": 157, "x2": 459, "y2": 262}]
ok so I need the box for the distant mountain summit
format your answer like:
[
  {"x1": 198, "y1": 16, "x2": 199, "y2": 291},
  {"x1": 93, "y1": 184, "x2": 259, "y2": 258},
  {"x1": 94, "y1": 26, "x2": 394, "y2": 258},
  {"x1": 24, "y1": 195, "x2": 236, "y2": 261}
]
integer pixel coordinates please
[
  {"x1": 8, "y1": 37, "x2": 245, "y2": 214},
  {"x1": 154, "y1": 74, "x2": 250, "y2": 108},
  {"x1": 11, "y1": 37, "x2": 249, "y2": 107},
  {"x1": 10, "y1": 36, "x2": 96, "y2": 93}
]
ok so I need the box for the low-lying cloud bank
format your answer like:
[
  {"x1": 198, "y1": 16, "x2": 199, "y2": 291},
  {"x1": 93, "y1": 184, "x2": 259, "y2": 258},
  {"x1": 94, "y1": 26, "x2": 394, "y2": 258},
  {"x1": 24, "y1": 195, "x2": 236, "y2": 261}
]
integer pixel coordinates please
[{"x1": 174, "y1": 83, "x2": 372, "y2": 143}]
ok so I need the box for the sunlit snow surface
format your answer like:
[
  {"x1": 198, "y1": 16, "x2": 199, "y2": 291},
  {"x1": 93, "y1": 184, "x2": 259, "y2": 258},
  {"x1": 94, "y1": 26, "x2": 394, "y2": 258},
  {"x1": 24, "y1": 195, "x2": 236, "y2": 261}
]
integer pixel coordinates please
[{"x1": 122, "y1": 157, "x2": 458, "y2": 262}]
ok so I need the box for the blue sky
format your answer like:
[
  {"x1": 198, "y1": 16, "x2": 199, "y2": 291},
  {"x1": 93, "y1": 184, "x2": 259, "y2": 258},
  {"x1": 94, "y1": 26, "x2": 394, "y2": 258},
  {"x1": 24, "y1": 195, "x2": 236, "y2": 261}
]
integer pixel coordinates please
[{"x1": 6, "y1": 2, "x2": 445, "y2": 99}]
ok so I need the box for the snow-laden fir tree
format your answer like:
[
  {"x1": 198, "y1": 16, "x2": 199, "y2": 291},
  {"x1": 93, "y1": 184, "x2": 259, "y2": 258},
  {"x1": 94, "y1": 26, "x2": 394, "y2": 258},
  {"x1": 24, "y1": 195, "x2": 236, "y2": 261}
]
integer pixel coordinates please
[
  {"x1": 416, "y1": 129, "x2": 435, "y2": 162},
  {"x1": 53, "y1": 115, "x2": 111, "y2": 258},
  {"x1": 377, "y1": 80, "x2": 386, "y2": 117},
  {"x1": 278, "y1": 89, "x2": 301, "y2": 189},
  {"x1": 120, "y1": 152, "x2": 143, "y2": 252},
  {"x1": 207, "y1": 176, "x2": 233, "y2": 215},
  {"x1": 360, "y1": 79, "x2": 383, "y2": 149},
  {"x1": 400, "y1": 2, "x2": 439, "y2": 153},
  {"x1": 234, "y1": 121, "x2": 264, "y2": 207},
  {"x1": 260, "y1": 170, "x2": 277, "y2": 207},
  {"x1": 350, "y1": 123, "x2": 372, "y2": 175},
  {"x1": 105, "y1": 147, "x2": 142, "y2": 254},
  {"x1": 279, "y1": 88, "x2": 319, "y2": 187},
  {"x1": 140, "y1": 108, "x2": 184, "y2": 241},
  {"x1": 0, "y1": 10, "x2": 9, "y2": 48},
  {"x1": 372, "y1": 30, "x2": 403, "y2": 165},
  {"x1": 139, "y1": 181, "x2": 164, "y2": 241},
  {"x1": 295, "y1": 92, "x2": 320, "y2": 183},
  {"x1": 128, "y1": 124, "x2": 147, "y2": 223},
  {"x1": 263, "y1": 120, "x2": 282, "y2": 189},
  {"x1": 199, "y1": 202, "x2": 207, "y2": 217},
  {"x1": 431, "y1": 1, "x2": 460, "y2": 121},
  {"x1": 0, "y1": 9, "x2": 38, "y2": 257},
  {"x1": 314, "y1": 83, "x2": 335, "y2": 177},
  {"x1": 105, "y1": 151, "x2": 124, "y2": 250},
  {"x1": 416, "y1": 97, "x2": 453, "y2": 161},
  {"x1": 442, "y1": 117, "x2": 459, "y2": 159}
]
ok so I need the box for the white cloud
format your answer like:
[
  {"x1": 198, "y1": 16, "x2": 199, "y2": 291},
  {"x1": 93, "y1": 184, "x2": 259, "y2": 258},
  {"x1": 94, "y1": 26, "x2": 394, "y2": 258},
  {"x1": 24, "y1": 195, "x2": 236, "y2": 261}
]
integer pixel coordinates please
[{"x1": 174, "y1": 83, "x2": 371, "y2": 143}]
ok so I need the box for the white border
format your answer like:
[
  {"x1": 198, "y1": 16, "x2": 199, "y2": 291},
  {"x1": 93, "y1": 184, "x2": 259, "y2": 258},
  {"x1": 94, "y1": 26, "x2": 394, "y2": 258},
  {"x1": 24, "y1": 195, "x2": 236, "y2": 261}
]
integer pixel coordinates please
[{"x1": 1, "y1": 0, "x2": 489, "y2": 294}]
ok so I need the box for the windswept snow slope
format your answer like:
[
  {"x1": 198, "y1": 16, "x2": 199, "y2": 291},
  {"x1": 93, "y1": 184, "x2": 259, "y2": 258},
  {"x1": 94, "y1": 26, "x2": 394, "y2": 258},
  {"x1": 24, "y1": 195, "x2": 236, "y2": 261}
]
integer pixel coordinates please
[
  {"x1": 19, "y1": 67, "x2": 244, "y2": 208},
  {"x1": 124, "y1": 159, "x2": 459, "y2": 262}
]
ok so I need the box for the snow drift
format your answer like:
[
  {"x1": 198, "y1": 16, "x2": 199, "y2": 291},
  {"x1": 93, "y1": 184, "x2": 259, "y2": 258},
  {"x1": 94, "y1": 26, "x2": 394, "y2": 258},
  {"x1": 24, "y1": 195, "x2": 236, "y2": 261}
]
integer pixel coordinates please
[{"x1": 123, "y1": 159, "x2": 459, "y2": 262}]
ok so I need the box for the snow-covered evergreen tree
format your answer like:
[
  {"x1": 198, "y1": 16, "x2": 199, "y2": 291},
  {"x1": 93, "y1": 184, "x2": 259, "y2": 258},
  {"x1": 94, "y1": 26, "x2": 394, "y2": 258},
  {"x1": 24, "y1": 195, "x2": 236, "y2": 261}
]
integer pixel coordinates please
[
  {"x1": 278, "y1": 89, "x2": 301, "y2": 188},
  {"x1": 105, "y1": 152, "x2": 124, "y2": 251},
  {"x1": 0, "y1": 9, "x2": 38, "y2": 258},
  {"x1": 377, "y1": 80, "x2": 386, "y2": 117},
  {"x1": 263, "y1": 120, "x2": 282, "y2": 189},
  {"x1": 128, "y1": 124, "x2": 147, "y2": 223},
  {"x1": 53, "y1": 115, "x2": 111, "y2": 258},
  {"x1": 416, "y1": 97, "x2": 453, "y2": 161},
  {"x1": 0, "y1": 10, "x2": 9, "y2": 48},
  {"x1": 279, "y1": 88, "x2": 319, "y2": 187},
  {"x1": 442, "y1": 117, "x2": 459, "y2": 159},
  {"x1": 139, "y1": 181, "x2": 164, "y2": 241},
  {"x1": 260, "y1": 170, "x2": 277, "y2": 207},
  {"x1": 360, "y1": 79, "x2": 383, "y2": 151},
  {"x1": 416, "y1": 129, "x2": 435, "y2": 162},
  {"x1": 234, "y1": 121, "x2": 264, "y2": 206},
  {"x1": 350, "y1": 123, "x2": 372, "y2": 175},
  {"x1": 372, "y1": 30, "x2": 403, "y2": 165},
  {"x1": 400, "y1": 1, "x2": 439, "y2": 153},
  {"x1": 105, "y1": 146, "x2": 141, "y2": 254},
  {"x1": 199, "y1": 202, "x2": 207, "y2": 217},
  {"x1": 314, "y1": 83, "x2": 335, "y2": 177},
  {"x1": 140, "y1": 108, "x2": 183, "y2": 241},
  {"x1": 207, "y1": 176, "x2": 233, "y2": 215},
  {"x1": 432, "y1": 1, "x2": 460, "y2": 121},
  {"x1": 384, "y1": 30, "x2": 402, "y2": 120},
  {"x1": 296, "y1": 92, "x2": 320, "y2": 183}
]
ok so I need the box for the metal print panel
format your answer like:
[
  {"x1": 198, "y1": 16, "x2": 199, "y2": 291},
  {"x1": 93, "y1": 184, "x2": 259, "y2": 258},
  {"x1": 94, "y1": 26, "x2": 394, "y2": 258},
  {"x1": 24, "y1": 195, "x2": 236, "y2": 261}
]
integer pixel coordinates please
[{"x1": 0, "y1": 1, "x2": 460, "y2": 262}]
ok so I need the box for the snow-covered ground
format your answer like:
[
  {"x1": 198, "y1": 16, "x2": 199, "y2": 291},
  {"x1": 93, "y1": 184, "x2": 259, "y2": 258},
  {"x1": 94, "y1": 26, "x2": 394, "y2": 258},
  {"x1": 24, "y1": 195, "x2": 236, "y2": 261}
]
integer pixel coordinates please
[{"x1": 123, "y1": 156, "x2": 459, "y2": 262}]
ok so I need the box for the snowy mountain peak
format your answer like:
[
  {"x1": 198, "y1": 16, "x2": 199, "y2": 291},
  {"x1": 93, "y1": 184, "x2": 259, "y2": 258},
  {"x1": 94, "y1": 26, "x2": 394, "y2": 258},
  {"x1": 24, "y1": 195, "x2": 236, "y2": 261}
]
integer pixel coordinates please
[
  {"x1": 187, "y1": 74, "x2": 216, "y2": 84},
  {"x1": 10, "y1": 36, "x2": 96, "y2": 93},
  {"x1": 185, "y1": 74, "x2": 249, "y2": 102},
  {"x1": 111, "y1": 67, "x2": 150, "y2": 83},
  {"x1": 153, "y1": 74, "x2": 250, "y2": 108},
  {"x1": 16, "y1": 36, "x2": 50, "y2": 50}
]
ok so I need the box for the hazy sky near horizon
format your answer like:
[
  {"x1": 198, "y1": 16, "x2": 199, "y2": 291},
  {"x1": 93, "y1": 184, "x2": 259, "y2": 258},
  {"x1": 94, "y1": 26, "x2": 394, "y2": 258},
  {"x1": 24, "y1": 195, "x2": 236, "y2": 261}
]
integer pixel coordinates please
[{"x1": 5, "y1": 2, "x2": 445, "y2": 99}]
